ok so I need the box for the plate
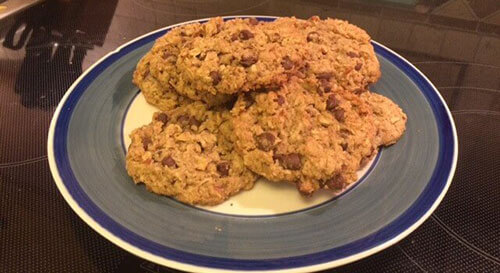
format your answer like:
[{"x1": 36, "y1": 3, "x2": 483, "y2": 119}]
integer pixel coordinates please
[{"x1": 47, "y1": 16, "x2": 457, "y2": 272}]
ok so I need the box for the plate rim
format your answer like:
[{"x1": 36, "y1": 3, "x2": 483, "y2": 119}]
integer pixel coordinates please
[{"x1": 47, "y1": 15, "x2": 458, "y2": 273}]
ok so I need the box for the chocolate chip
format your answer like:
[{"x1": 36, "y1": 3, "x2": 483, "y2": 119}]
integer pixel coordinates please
[
  {"x1": 354, "y1": 88, "x2": 366, "y2": 95},
  {"x1": 355, "y1": 63, "x2": 362, "y2": 71},
  {"x1": 347, "y1": 51, "x2": 359, "y2": 58},
  {"x1": 240, "y1": 55, "x2": 258, "y2": 67},
  {"x1": 216, "y1": 162, "x2": 230, "y2": 177},
  {"x1": 249, "y1": 17, "x2": 259, "y2": 25},
  {"x1": 189, "y1": 117, "x2": 201, "y2": 127},
  {"x1": 281, "y1": 56, "x2": 294, "y2": 70},
  {"x1": 255, "y1": 132, "x2": 276, "y2": 152},
  {"x1": 325, "y1": 174, "x2": 346, "y2": 190},
  {"x1": 326, "y1": 94, "x2": 339, "y2": 110},
  {"x1": 155, "y1": 113, "x2": 169, "y2": 124},
  {"x1": 239, "y1": 29, "x2": 254, "y2": 40},
  {"x1": 275, "y1": 153, "x2": 302, "y2": 170},
  {"x1": 340, "y1": 143, "x2": 348, "y2": 151},
  {"x1": 243, "y1": 93, "x2": 254, "y2": 109},
  {"x1": 230, "y1": 33, "x2": 238, "y2": 41},
  {"x1": 142, "y1": 137, "x2": 152, "y2": 150},
  {"x1": 195, "y1": 54, "x2": 204, "y2": 62},
  {"x1": 339, "y1": 128, "x2": 352, "y2": 136},
  {"x1": 275, "y1": 95, "x2": 285, "y2": 105},
  {"x1": 319, "y1": 79, "x2": 331, "y2": 93},
  {"x1": 306, "y1": 31, "x2": 320, "y2": 42},
  {"x1": 162, "y1": 156, "x2": 177, "y2": 168},
  {"x1": 209, "y1": 71, "x2": 221, "y2": 85},
  {"x1": 317, "y1": 72, "x2": 333, "y2": 80},
  {"x1": 177, "y1": 114, "x2": 190, "y2": 124},
  {"x1": 254, "y1": 86, "x2": 267, "y2": 93},
  {"x1": 223, "y1": 96, "x2": 237, "y2": 109},
  {"x1": 333, "y1": 108, "x2": 345, "y2": 122}
]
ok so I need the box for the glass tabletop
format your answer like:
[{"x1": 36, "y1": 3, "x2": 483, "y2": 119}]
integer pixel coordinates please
[{"x1": 0, "y1": 0, "x2": 498, "y2": 272}]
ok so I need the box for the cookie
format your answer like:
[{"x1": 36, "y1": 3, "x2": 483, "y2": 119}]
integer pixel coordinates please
[
  {"x1": 266, "y1": 16, "x2": 380, "y2": 94},
  {"x1": 361, "y1": 92, "x2": 407, "y2": 146},
  {"x1": 140, "y1": 19, "x2": 234, "y2": 106},
  {"x1": 133, "y1": 51, "x2": 232, "y2": 109},
  {"x1": 148, "y1": 16, "x2": 380, "y2": 98},
  {"x1": 232, "y1": 78, "x2": 377, "y2": 195},
  {"x1": 133, "y1": 52, "x2": 191, "y2": 111},
  {"x1": 126, "y1": 102, "x2": 257, "y2": 205}
]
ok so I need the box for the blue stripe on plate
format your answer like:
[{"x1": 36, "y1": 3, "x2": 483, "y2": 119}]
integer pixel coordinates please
[{"x1": 53, "y1": 17, "x2": 455, "y2": 270}]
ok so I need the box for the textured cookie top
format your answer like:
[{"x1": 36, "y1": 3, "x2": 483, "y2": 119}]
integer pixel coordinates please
[
  {"x1": 126, "y1": 102, "x2": 256, "y2": 205},
  {"x1": 133, "y1": 50, "x2": 231, "y2": 110},
  {"x1": 231, "y1": 78, "x2": 377, "y2": 194},
  {"x1": 133, "y1": 52, "x2": 191, "y2": 111},
  {"x1": 361, "y1": 92, "x2": 408, "y2": 146},
  {"x1": 147, "y1": 16, "x2": 380, "y2": 99}
]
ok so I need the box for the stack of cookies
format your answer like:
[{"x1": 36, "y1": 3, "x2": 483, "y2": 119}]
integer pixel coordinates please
[{"x1": 126, "y1": 16, "x2": 407, "y2": 205}]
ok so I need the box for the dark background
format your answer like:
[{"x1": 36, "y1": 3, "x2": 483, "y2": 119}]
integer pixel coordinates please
[{"x1": 0, "y1": 0, "x2": 499, "y2": 272}]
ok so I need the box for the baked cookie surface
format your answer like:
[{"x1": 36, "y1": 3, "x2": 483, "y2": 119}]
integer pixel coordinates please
[
  {"x1": 126, "y1": 102, "x2": 256, "y2": 205},
  {"x1": 232, "y1": 79, "x2": 377, "y2": 195},
  {"x1": 133, "y1": 50, "x2": 232, "y2": 110},
  {"x1": 147, "y1": 16, "x2": 380, "y2": 99},
  {"x1": 132, "y1": 52, "x2": 192, "y2": 111},
  {"x1": 361, "y1": 92, "x2": 407, "y2": 146}
]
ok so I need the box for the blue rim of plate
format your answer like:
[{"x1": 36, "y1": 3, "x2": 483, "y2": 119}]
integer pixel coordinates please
[{"x1": 48, "y1": 16, "x2": 457, "y2": 272}]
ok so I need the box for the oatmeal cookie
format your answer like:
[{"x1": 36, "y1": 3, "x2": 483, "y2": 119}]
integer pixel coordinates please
[
  {"x1": 232, "y1": 78, "x2": 377, "y2": 195},
  {"x1": 148, "y1": 16, "x2": 380, "y2": 99},
  {"x1": 133, "y1": 52, "x2": 232, "y2": 109},
  {"x1": 133, "y1": 52, "x2": 192, "y2": 111},
  {"x1": 267, "y1": 16, "x2": 380, "y2": 94},
  {"x1": 126, "y1": 102, "x2": 257, "y2": 205},
  {"x1": 361, "y1": 92, "x2": 407, "y2": 146}
]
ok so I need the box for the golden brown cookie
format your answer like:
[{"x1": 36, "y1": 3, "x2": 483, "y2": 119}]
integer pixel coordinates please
[
  {"x1": 147, "y1": 16, "x2": 380, "y2": 99},
  {"x1": 361, "y1": 92, "x2": 407, "y2": 146},
  {"x1": 132, "y1": 52, "x2": 192, "y2": 111},
  {"x1": 126, "y1": 102, "x2": 257, "y2": 205},
  {"x1": 232, "y1": 79, "x2": 377, "y2": 195},
  {"x1": 133, "y1": 33, "x2": 233, "y2": 109}
]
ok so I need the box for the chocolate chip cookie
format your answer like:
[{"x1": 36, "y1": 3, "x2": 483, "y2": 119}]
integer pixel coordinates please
[
  {"x1": 133, "y1": 26, "x2": 232, "y2": 108},
  {"x1": 361, "y1": 92, "x2": 407, "y2": 146},
  {"x1": 147, "y1": 16, "x2": 380, "y2": 100},
  {"x1": 268, "y1": 16, "x2": 380, "y2": 94},
  {"x1": 133, "y1": 52, "x2": 192, "y2": 111},
  {"x1": 232, "y1": 78, "x2": 377, "y2": 195},
  {"x1": 126, "y1": 102, "x2": 257, "y2": 205}
]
